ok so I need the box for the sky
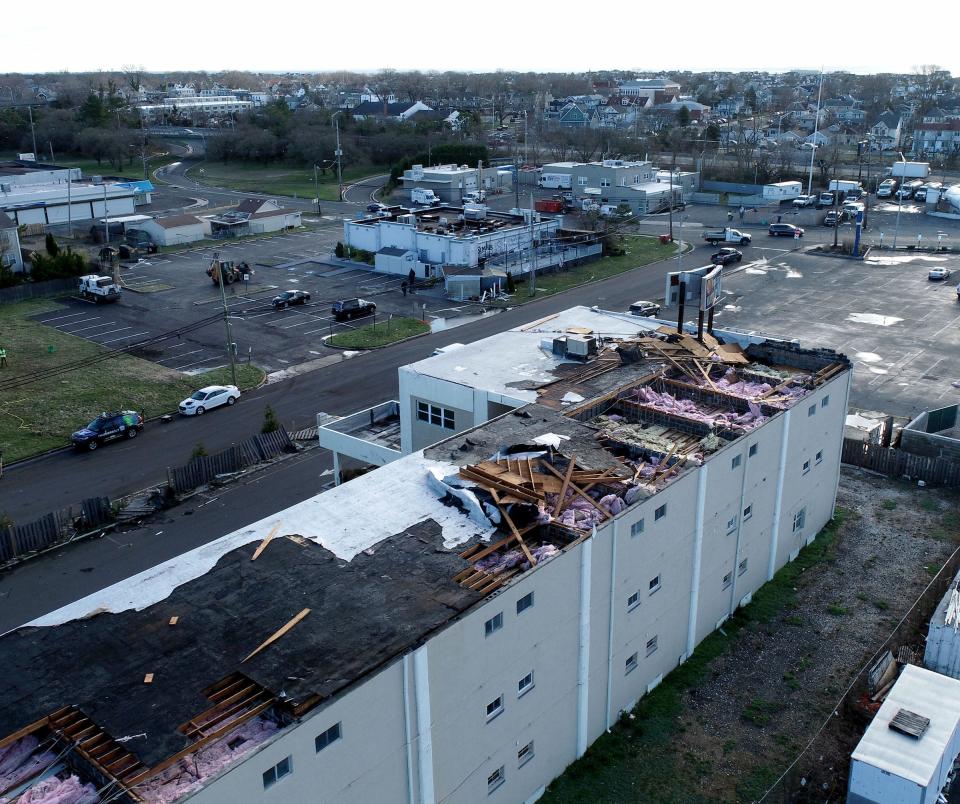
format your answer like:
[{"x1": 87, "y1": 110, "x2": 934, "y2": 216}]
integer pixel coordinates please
[{"x1": 1, "y1": 1, "x2": 957, "y2": 76}]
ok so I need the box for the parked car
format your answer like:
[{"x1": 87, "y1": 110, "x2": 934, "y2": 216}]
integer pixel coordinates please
[
  {"x1": 824, "y1": 210, "x2": 842, "y2": 226},
  {"x1": 71, "y1": 410, "x2": 144, "y2": 451},
  {"x1": 768, "y1": 223, "x2": 804, "y2": 238},
  {"x1": 629, "y1": 300, "x2": 661, "y2": 317},
  {"x1": 844, "y1": 188, "x2": 865, "y2": 201},
  {"x1": 272, "y1": 290, "x2": 311, "y2": 309},
  {"x1": 178, "y1": 385, "x2": 240, "y2": 416},
  {"x1": 332, "y1": 298, "x2": 376, "y2": 321},
  {"x1": 816, "y1": 192, "x2": 836, "y2": 208},
  {"x1": 711, "y1": 247, "x2": 743, "y2": 265},
  {"x1": 929, "y1": 267, "x2": 952, "y2": 281},
  {"x1": 792, "y1": 194, "x2": 817, "y2": 208},
  {"x1": 366, "y1": 202, "x2": 386, "y2": 212}
]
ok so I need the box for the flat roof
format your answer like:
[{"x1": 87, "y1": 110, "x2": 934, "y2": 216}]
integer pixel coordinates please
[
  {"x1": 0, "y1": 308, "x2": 849, "y2": 794},
  {"x1": 852, "y1": 665, "x2": 960, "y2": 786}
]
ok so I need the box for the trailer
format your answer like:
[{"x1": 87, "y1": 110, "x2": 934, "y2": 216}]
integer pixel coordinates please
[
  {"x1": 534, "y1": 199, "x2": 564, "y2": 214},
  {"x1": 762, "y1": 181, "x2": 802, "y2": 201},
  {"x1": 890, "y1": 161, "x2": 930, "y2": 179},
  {"x1": 829, "y1": 179, "x2": 862, "y2": 194}
]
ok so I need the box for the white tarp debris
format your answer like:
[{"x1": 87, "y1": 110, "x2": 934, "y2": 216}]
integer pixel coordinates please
[{"x1": 532, "y1": 433, "x2": 571, "y2": 449}]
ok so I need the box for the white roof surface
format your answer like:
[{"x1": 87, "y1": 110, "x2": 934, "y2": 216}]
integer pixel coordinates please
[
  {"x1": 852, "y1": 664, "x2": 960, "y2": 786},
  {"x1": 405, "y1": 306, "x2": 661, "y2": 404}
]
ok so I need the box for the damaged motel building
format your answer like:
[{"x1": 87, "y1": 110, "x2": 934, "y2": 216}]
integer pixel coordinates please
[{"x1": 0, "y1": 309, "x2": 851, "y2": 804}]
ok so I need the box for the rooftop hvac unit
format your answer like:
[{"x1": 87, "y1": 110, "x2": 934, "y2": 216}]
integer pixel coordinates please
[
  {"x1": 552, "y1": 336, "x2": 568, "y2": 356},
  {"x1": 0, "y1": 183, "x2": 10, "y2": 193},
  {"x1": 566, "y1": 335, "x2": 597, "y2": 359},
  {"x1": 439, "y1": 217, "x2": 449, "y2": 226},
  {"x1": 397, "y1": 214, "x2": 416, "y2": 224},
  {"x1": 92, "y1": 175, "x2": 102, "y2": 185}
]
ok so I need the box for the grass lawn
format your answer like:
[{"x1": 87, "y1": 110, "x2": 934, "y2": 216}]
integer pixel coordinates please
[
  {"x1": 183, "y1": 161, "x2": 389, "y2": 201},
  {"x1": 327, "y1": 317, "x2": 429, "y2": 349},
  {"x1": 510, "y1": 235, "x2": 686, "y2": 301},
  {"x1": 0, "y1": 300, "x2": 264, "y2": 463}
]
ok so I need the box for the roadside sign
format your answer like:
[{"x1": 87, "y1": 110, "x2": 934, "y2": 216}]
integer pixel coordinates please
[{"x1": 700, "y1": 267, "x2": 722, "y2": 312}]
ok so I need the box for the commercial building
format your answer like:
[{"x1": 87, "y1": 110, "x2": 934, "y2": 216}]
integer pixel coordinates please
[
  {"x1": 540, "y1": 159, "x2": 686, "y2": 213},
  {"x1": 616, "y1": 78, "x2": 681, "y2": 106},
  {"x1": 0, "y1": 181, "x2": 137, "y2": 226},
  {"x1": 343, "y1": 205, "x2": 599, "y2": 281},
  {"x1": 137, "y1": 95, "x2": 254, "y2": 122},
  {"x1": 0, "y1": 160, "x2": 80, "y2": 189},
  {"x1": 0, "y1": 307, "x2": 850, "y2": 804},
  {"x1": 0, "y1": 211, "x2": 23, "y2": 273},
  {"x1": 130, "y1": 214, "x2": 206, "y2": 247},
  {"x1": 400, "y1": 163, "x2": 513, "y2": 205},
  {"x1": 206, "y1": 199, "x2": 302, "y2": 239}
]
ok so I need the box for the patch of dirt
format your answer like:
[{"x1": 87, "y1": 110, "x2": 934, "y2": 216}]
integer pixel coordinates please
[{"x1": 673, "y1": 468, "x2": 960, "y2": 802}]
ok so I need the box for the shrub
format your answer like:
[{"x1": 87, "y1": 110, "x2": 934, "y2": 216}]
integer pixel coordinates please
[
  {"x1": 261, "y1": 404, "x2": 279, "y2": 434},
  {"x1": 334, "y1": 241, "x2": 345, "y2": 258},
  {"x1": 191, "y1": 442, "x2": 208, "y2": 459}
]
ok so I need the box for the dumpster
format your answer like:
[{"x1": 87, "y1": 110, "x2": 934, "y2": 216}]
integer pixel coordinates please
[{"x1": 659, "y1": 234, "x2": 672, "y2": 244}]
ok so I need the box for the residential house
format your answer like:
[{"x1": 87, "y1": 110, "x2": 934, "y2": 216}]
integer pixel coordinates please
[
  {"x1": 617, "y1": 78, "x2": 681, "y2": 107},
  {"x1": 715, "y1": 97, "x2": 746, "y2": 117},
  {"x1": 207, "y1": 198, "x2": 302, "y2": 238},
  {"x1": 870, "y1": 112, "x2": 903, "y2": 150},
  {"x1": 544, "y1": 101, "x2": 591, "y2": 128},
  {"x1": 129, "y1": 214, "x2": 205, "y2": 247},
  {"x1": 823, "y1": 97, "x2": 866, "y2": 125},
  {"x1": 912, "y1": 120, "x2": 960, "y2": 154}
]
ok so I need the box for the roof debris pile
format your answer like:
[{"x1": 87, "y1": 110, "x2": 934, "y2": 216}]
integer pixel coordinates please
[
  {"x1": 0, "y1": 736, "x2": 58, "y2": 802},
  {"x1": 2, "y1": 774, "x2": 98, "y2": 804}
]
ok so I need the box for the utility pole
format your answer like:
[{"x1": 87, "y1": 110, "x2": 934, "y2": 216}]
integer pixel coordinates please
[
  {"x1": 313, "y1": 164, "x2": 321, "y2": 215},
  {"x1": 893, "y1": 151, "x2": 906, "y2": 249},
  {"x1": 332, "y1": 111, "x2": 344, "y2": 202},
  {"x1": 27, "y1": 105, "x2": 37, "y2": 157},
  {"x1": 806, "y1": 70, "x2": 824, "y2": 197},
  {"x1": 668, "y1": 145, "x2": 676, "y2": 241},
  {"x1": 214, "y1": 251, "x2": 239, "y2": 386},
  {"x1": 528, "y1": 192, "x2": 537, "y2": 297}
]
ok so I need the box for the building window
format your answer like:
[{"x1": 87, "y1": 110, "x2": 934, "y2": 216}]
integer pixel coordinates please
[
  {"x1": 726, "y1": 515, "x2": 738, "y2": 533},
  {"x1": 486, "y1": 695, "x2": 504, "y2": 721},
  {"x1": 802, "y1": 460, "x2": 811, "y2": 475},
  {"x1": 315, "y1": 722, "x2": 342, "y2": 753},
  {"x1": 262, "y1": 757, "x2": 292, "y2": 790},
  {"x1": 722, "y1": 571, "x2": 733, "y2": 590},
  {"x1": 646, "y1": 635, "x2": 658, "y2": 656},
  {"x1": 518, "y1": 741, "x2": 535, "y2": 768},
  {"x1": 625, "y1": 652, "x2": 638, "y2": 674},
  {"x1": 815, "y1": 450, "x2": 823, "y2": 465},
  {"x1": 628, "y1": 590, "x2": 641, "y2": 611},
  {"x1": 738, "y1": 558, "x2": 748, "y2": 576},
  {"x1": 485, "y1": 612, "x2": 503, "y2": 637},
  {"x1": 749, "y1": 444, "x2": 758, "y2": 458},
  {"x1": 649, "y1": 575, "x2": 661, "y2": 594},
  {"x1": 600, "y1": 178, "x2": 611, "y2": 187},
  {"x1": 516, "y1": 592, "x2": 534, "y2": 615},
  {"x1": 821, "y1": 395, "x2": 830, "y2": 408},
  {"x1": 487, "y1": 766, "x2": 505, "y2": 794},
  {"x1": 577, "y1": 176, "x2": 587, "y2": 186},
  {"x1": 743, "y1": 504, "x2": 753, "y2": 521},
  {"x1": 731, "y1": 454, "x2": 742, "y2": 469},
  {"x1": 630, "y1": 518, "x2": 645, "y2": 537},
  {"x1": 655, "y1": 504, "x2": 667, "y2": 521},
  {"x1": 793, "y1": 508, "x2": 806, "y2": 533},
  {"x1": 518, "y1": 671, "x2": 535, "y2": 697},
  {"x1": 808, "y1": 404, "x2": 816, "y2": 417},
  {"x1": 416, "y1": 401, "x2": 455, "y2": 430}
]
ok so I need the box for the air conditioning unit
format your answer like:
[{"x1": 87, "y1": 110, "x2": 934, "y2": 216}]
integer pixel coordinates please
[
  {"x1": 552, "y1": 336, "x2": 568, "y2": 356},
  {"x1": 92, "y1": 175, "x2": 103, "y2": 185},
  {"x1": 566, "y1": 335, "x2": 597, "y2": 359},
  {"x1": 0, "y1": 183, "x2": 10, "y2": 193},
  {"x1": 397, "y1": 214, "x2": 416, "y2": 225}
]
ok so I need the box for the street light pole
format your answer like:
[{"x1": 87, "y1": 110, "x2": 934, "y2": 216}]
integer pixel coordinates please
[
  {"x1": 893, "y1": 151, "x2": 906, "y2": 249},
  {"x1": 331, "y1": 111, "x2": 344, "y2": 202},
  {"x1": 806, "y1": 70, "x2": 824, "y2": 197}
]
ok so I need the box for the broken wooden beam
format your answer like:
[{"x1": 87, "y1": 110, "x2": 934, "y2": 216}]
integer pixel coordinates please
[
  {"x1": 251, "y1": 523, "x2": 281, "y2": 561},
  {"x1": 242, "y1": 608, "x2": 310, "y2": 663}
]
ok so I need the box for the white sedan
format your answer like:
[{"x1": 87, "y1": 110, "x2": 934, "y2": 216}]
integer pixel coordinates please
[
  {"x1": 929, "y1": 268, "x2": 952, "y2": 282},
  {"x1": 178, "y1": 385, "x2": 240, "y2": 416}
]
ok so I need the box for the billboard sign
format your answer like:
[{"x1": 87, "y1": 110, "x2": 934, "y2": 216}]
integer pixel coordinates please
[
  {"x1": 664, "y1": 265, "x2": 712, "y2": 307},
  {"x1": 700, "y1": 266, "x2": 722, "y2": 311}
]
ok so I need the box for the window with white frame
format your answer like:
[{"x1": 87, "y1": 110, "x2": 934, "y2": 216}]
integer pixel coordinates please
[
  {"x1": 516, "y1": 591, "x2": 534, "y2": 615},
  {"x1": 487, "y1": 766, "x2": 505, "y2": 794},
  {"x1": 743, "y1": 504, "x2": 753, "y2": 521},
  {"x1": 722, "y1": 571, "x2": 733, "y2": 590},
  {"x1": 738, "y1": 558, "x2": 748, "y2": 576},
  {"x1": 628, "y1": 590, "x2": 641, "y2": 611},
  {"x1": 726, "y1": 515, "x2": 738, "y2": 533},
  {"x1": 815, "y1": 450, "x2": 823, "y2": 465},
  {"x1": 577, "y1": 176, "x2": 588, "y2": 185},
  {"x1": 793, "y1": 507, "x2": 806, "y2": 532},
  {"x1": 416, "y1": 401, "x2": 455, "y2": 429},
  {"x1": 625, "y1": 652, "x2": 638, "y2": 674},
  {"x1": 262, "y1": 756, "x2": 292, "y2": 790},
  {"x1": 485, "y1": 612, "x2": 503, "y2": 637},
  {"x1": 486, "y1": 695, "x2": 504, "y2": 721},
  {"x1": 517, "y1": 741, "x2": 535, "y2": 767},
  {"x1": 802, "y1": 459, "x2": 811, "y2": 474},
  {"x1": 646, "y1": 635, "x2": 658, "y2": 656},
  {"x1": 518, "y1": 671, "x2": 535, "y2": 696},
  {"x1": 731, "y1": 454, "x2": 742, "y2": 469},
  {"x1": 315, "y1": 722, "x2": 341, "y2": 753},
  {"x1": 649, "y1": 574, "x2": 661, "y2": 594},
  {"x1": 749, "y1": 444, "x2": 758, "y2": 457},
  {"x1": 655, "y1": 504, "x2": 667, "y2": 521},
  {"x1": 630, "y1": 518, "x2": 645, "y2": 537}
]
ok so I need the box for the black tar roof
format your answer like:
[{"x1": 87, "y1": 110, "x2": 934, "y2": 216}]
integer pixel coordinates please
[{"x1": 0, "y1": 527, "x2": 481, "y2": 768}]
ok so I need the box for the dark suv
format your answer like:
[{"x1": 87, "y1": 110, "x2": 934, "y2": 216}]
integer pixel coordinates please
[
  {"x1": 768, "y1": 223, "x2": 804, "y2": 238},
  {"x1": 71, "y1": 410, "x2": 144, "y2": 451},
  {"x1": 332, "y1": 298, "x2": 376, "y2": 321}
]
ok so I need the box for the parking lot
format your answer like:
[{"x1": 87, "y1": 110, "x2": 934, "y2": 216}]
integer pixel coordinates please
[
  {"x1": 712, "y1": 247, "x2": 960, "y2": 417},
  {"x1": 34, "y1": 222, "x2": 477, "y2": 373}
]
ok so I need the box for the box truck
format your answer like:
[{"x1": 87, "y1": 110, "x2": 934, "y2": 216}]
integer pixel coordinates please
[
  {"x1": 410, "y1": 187, "x2": 440, "y2": 206},
  {"x1": 538, "y1": 172, "x2": 573, "y2": 189},
  {"x1": 828, "y1": 179, "x2": 862, "y2": 194},
  {"x1": 890, "y1": 161, "x2": 930, "y2": 179}
]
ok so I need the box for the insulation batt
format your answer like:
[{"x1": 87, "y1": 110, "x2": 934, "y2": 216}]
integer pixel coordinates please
[
  {"x1": 0, "y1": 736, "x2": 57, "y2": 799},
  {"x1": 5, "y1": 775, "x2": 99, "y2": 804},
  {"x1": 633, "y1": 387, "x2": 767, "y2": 430}
]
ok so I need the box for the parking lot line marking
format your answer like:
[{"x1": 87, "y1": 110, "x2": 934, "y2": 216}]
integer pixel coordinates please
[
  {"x1": 165, "y1": 341, "x2": 190, "y2": 350},
  {"x1": 280, "y1": 319, "x2": 317, "y2": 329},
  {"x1": 159, "y1": 349, "x2": 202, "y2": 362},
  {"x1": 100, "y1": 331, "x2": 150, "y2": 344},
  {"x1": 61, "y1": 320, "x2": 114, "y2": 334},
  {"x1": 171, "y1": 356, "x2": 219, "y2": 370},
  {"x1": 90, "y1": 326, "x2": 133, "y2": 338},
  {"x1": 37, "y1": 311, "x2": 89, "y2": 323}
]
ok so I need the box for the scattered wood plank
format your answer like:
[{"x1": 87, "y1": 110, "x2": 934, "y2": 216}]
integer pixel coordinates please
[
  {"x1": 143, "y1": 674, "x2": 154, "y2": 684},
  {"x1": 491, "y1": 490, "x2": 537, "y2": 567},
  {"x1": 168, "y1": 616, "x2": 179, "y2": 627},
  {"x1": 242, "y1": 608, "x2": 310, "y2": 663},
  {"x1": 552, "y1": 457, "x2": 578, "y2": 517},
  {"x1": 540, "y1": 461, "x2": 611, "y2": 519},
  {"x1": 250, "y1": 523, "x2": 281, "y2": 562}
]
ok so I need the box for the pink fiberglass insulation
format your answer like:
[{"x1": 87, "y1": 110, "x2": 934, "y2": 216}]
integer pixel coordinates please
[
  {"x1": 0, "y1": 736, "x2": 57, "y2": 798},
  {"x1": 475, "y1": 549, "x2": 525, "y2": 573},
  {"x1": 633, "y1": 386, "x2": 767, "y2": 430},
  {"x1": 599, "y1": 494, "x2": 625, "y2": 515},
  {"x1": 139, "y1": 718, "x2": 278, "y2": 804},
  {"x1": 10, "y1": 774, "x2": 99, "y2": 804}
]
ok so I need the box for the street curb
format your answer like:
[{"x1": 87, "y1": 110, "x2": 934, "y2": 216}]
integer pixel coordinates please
[{"x1": 321, "y1": 326, "x2": 432, "y2": 352}]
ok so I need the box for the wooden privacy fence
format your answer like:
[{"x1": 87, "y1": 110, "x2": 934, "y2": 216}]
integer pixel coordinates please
[
  {"x1": 166, "y1": 428, "x2": 293, "y2": 495},
  {"x1": 841, "y1": 438, "x2": 960, "y2": 486},
  {"x1": 0, "y1": 496, "x2": 113, "y2": 565}
]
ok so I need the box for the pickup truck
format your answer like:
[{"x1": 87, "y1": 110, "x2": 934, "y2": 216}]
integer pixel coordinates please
[
  {"x1": 792, "y1": 194, "x2": 817, "y2": 208},
  {"x1": 702, "y1": 228, "x2": 752, "y2": 245}
]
